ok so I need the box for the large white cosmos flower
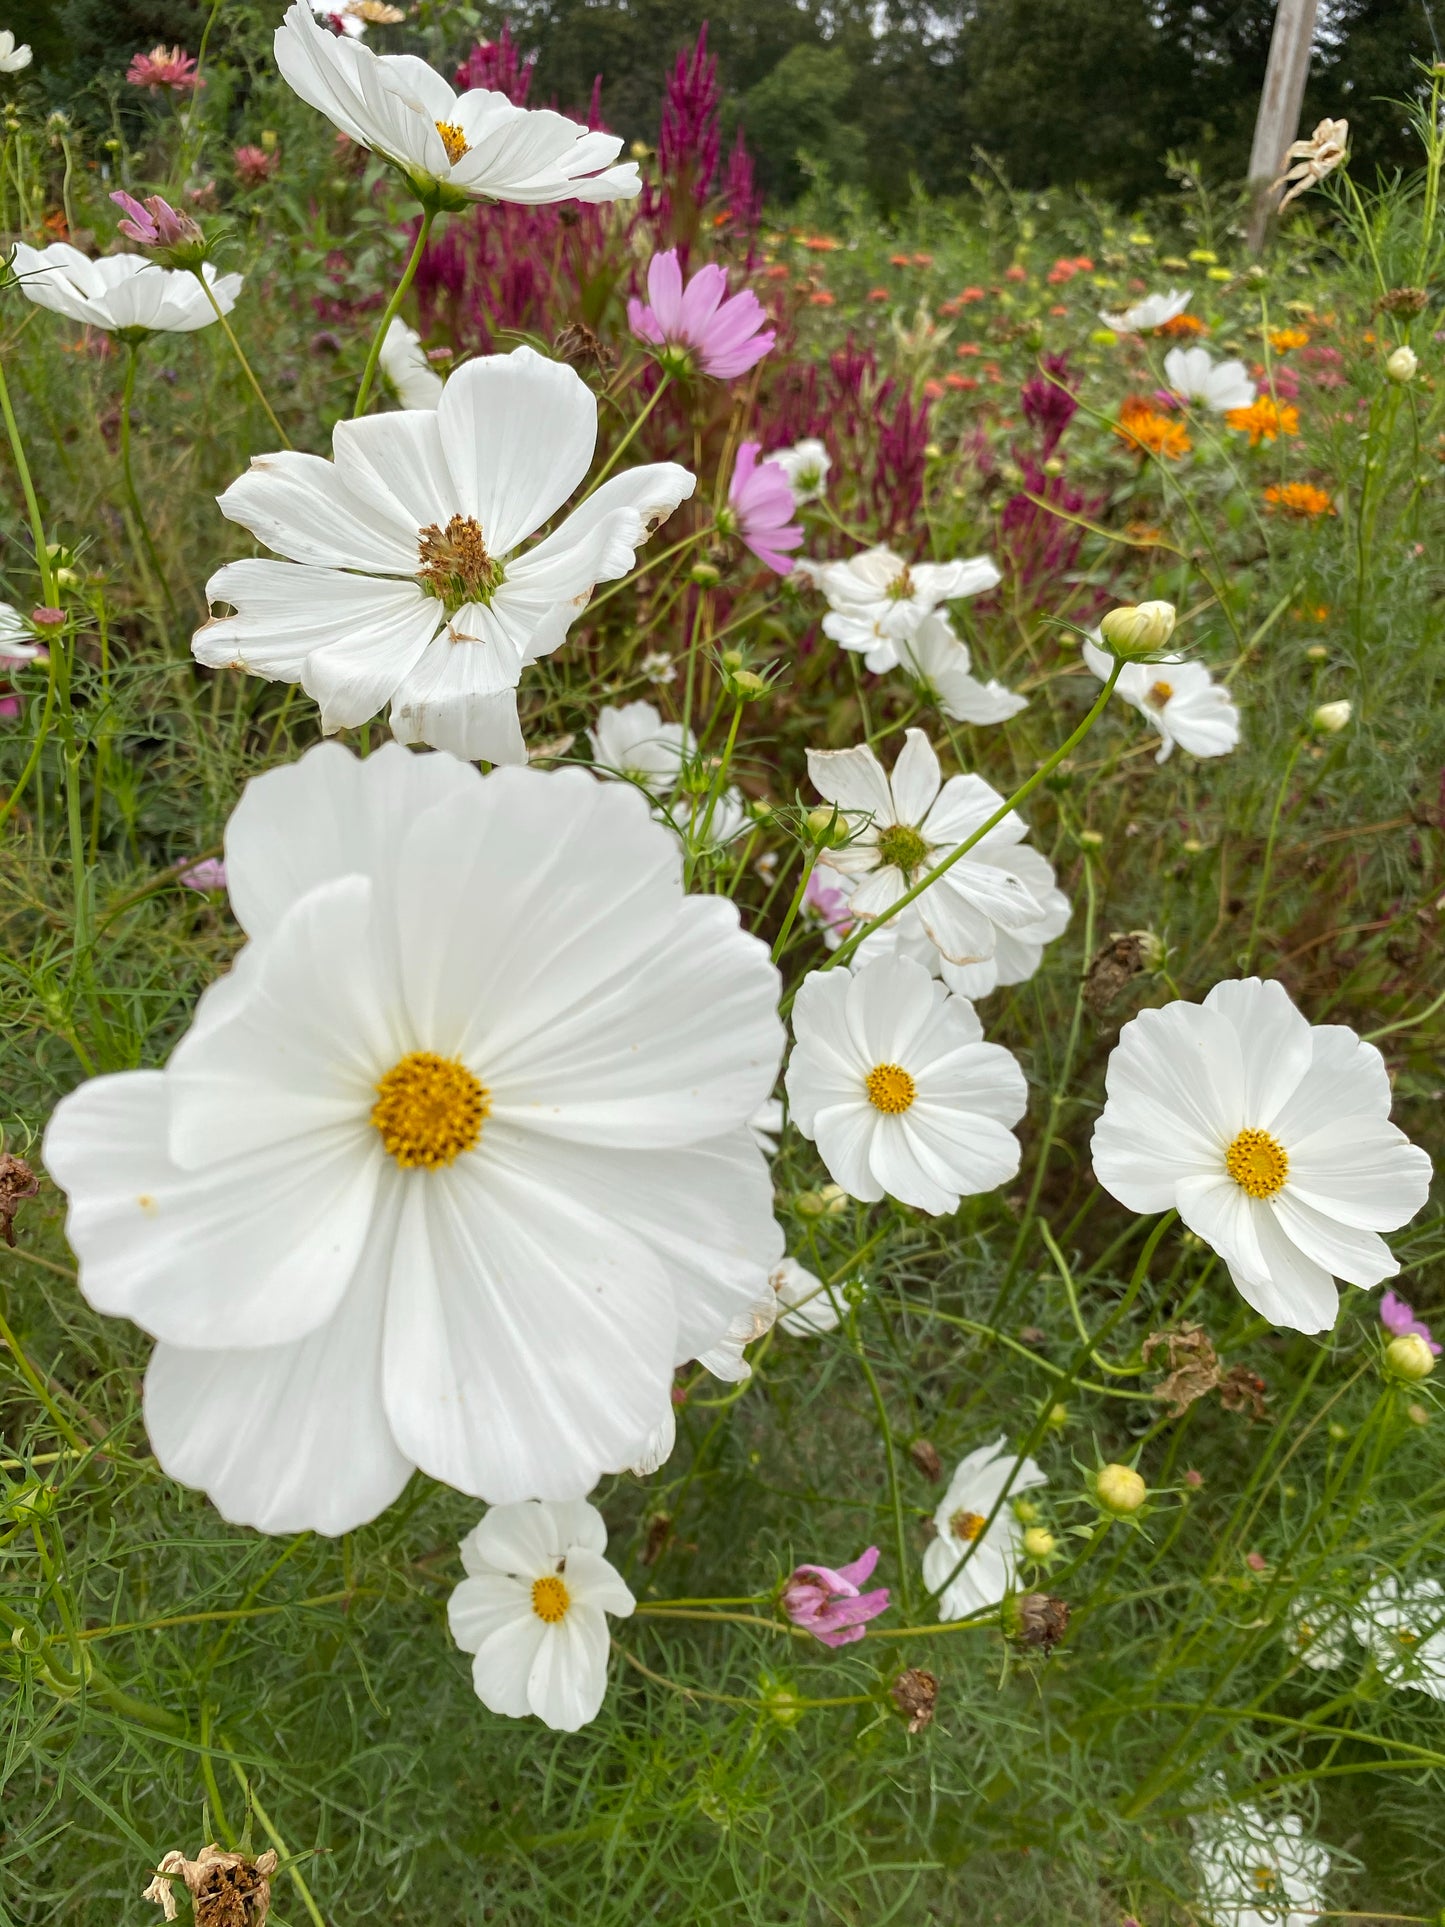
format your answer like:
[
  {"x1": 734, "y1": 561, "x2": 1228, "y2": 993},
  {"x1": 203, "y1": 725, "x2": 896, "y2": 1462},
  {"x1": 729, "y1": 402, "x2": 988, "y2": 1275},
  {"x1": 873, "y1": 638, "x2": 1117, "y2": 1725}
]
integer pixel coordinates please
[
  {"x1": 922, "y1": 1437, "x2": 1047, "y2": 1620},
  {"x1": 10, "y1": 243, "x2": 242, "y2": 335},
  {"x1": 785, "y1": 957, "x2": 1026, "y2": 1215},
  {"x1": 42, "y1": 743, "x2": 784, "y2": 1534},
  {"x1": 1098, "y1": 288, "x2": 1192, "y2": 333},
  {"x1": 805, "y1": 545, "x2": 1001, "y2": 673},
  {"x1": 448, "y1": 1499, "x2": 635, "y2": 1732},
  {"x1": 193, "y1": 346, "x2": 694, "y2": 763},
  {"x1": 1082, "y1": 635, "x2": 1240, "y2": 764},
  {"x1": 1191, "y1": 1800, "x2": 1330, "y2": 1927},
  {"x1": 274, "y1": 1, "x2": 638, "y2": 208},
  {"x1": 896, "y1": 611, "x2": 1026, "y2": 726},
  {"x1": 1163, "y1": 344, "x2": 1256, "y2": 414},
  {"x1": 1352, "y1": 1576, "x2": 1445, "y2": 1700},
  {"x1": 808, "y1": 729, "x2": 1058, "y2": 970},
  {"x1": 1091, "y1": 978, "x2": 1432, "y2": 1334}
]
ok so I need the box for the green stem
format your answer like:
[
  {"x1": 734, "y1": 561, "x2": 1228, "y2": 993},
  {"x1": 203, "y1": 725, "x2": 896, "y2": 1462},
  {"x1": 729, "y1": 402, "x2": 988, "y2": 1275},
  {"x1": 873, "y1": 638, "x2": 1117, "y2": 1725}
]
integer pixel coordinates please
[
  {"x1": 1244, "y1": 732, "x2": 1305, "y2": 969},
  {"x1": 195, "y1": 273, "x2": 293, "y2": 448},
  {"x1": 584, "y1": 371, "x2": 670, "y2": 494},
  {"x1": 848, "y1": 1301, "x2": 914, "y2": 1616},
  {"x1": 353, "y1": 208, "x2": 436, "y2": 418},
  {"x1": 0, "y1": 347, "x2": 57, "y2": 603},
  {"x1": 119, "y1": 343, "x2": 179, "y2": 621}
]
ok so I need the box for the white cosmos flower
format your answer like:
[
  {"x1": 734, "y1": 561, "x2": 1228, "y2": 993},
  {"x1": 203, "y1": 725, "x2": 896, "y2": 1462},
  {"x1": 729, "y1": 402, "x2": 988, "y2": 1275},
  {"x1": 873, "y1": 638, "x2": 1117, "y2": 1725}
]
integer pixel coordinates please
[
  {"x1": 772, "y1": 1255, "x2": 843, "y2": 1336},
  {"x1": 1164, "y1": 344, "x2": 1256, "y2": 414},
  {"x1": 587, "y1": 700, "x2": 693, "y2": 794},
  {"x1": 922, "y1": 1436, "x2": 1047, "y2": 1619},
  {"x1": 1082, "y1": 634, "x2": 1240, "y2": 764},
  {"x1": 1191, "y1": 1800, "x2": 1330, "y2": 1927},
  {"x1": 849, "y1": 870, "x2": 1070, "y2": 1003},
  {"x1": 1283, "y1": 1597, "x2": 1349, "y2": 1671},
  {"x1": 274, "y1": 1, "x2": 638, "y2": 208},
  {"x1": 0, "y1": 600, "x2": 43, "y2": 669},
  {"x1": 1098, "y1": 288, "x2": 1192, "y2": 333},
  {"x1": 42, "y1": 743, "x2": 784, "y2": 1534},
  {"x1": 9, "y1": 243, "x2": 242, "y2": 336},
  {"x1": 1091, "y1": 978, "x2": 1433, "y2": 1334},
  {"x1": 805, "y1": 544, "x2": 1001, "y2": 673},
  {"x1": 808, "y1": 729, "x2": 1058, "y2": 969},
  {"x1": 768, "y1": 438, "x2": 830, "y2": 502},
  {"x1": 378, "y1": 316, "x2": 444, "y2": 408},
  {"x1": 1351, "y1": 1576, "x2": 1445, "y2": 1699},
  {"x1": 896, "y1": 611, "x2": 1026, "y2": 726},
  {"x1": 193, "y1": 346, "x2": 694, "y2": 764},
  {"x1": 0, "y1": 29, "x2": 32, "y2": 70},
  {"x1": 673, "y1": 786, "x2": 750, "y2": 854},
  {"x1": 447, "y1": 1499, "x2": 635, "y2": 1732},
  {"x1": 785, "y1": 956, "x2": 1026, "y2": 1215}
]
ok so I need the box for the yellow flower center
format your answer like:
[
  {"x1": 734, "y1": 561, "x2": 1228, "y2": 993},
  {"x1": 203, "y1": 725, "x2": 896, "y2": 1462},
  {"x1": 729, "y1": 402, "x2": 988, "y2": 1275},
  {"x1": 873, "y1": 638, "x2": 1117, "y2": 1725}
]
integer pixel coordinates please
[
  {"x1": 435, "y1": 120, "x2": 470, "y2": 165},
  {"x1": 949, "y1": 1509, "x2": 986, "y2": 1543},
  {"x1": 866, "y1": 1063, "x2": 916, "y2": 1115},
  {"x1": 1252, "y1": 1865, "x2": 1278, "y2": 1894},
  {"x1": 417, "y1": 514, "x2": 503, "y2": 611},
  {"x1": 1225, "y1": 1127, "x2": 1289, "y2": 1199},
  {"x1": 875, "y1": 823, "x2": 931, "y2": 873},
  {"x1": 884, "y1": 564, "x2": 916, "y2": 602},
  {"x1": 531, "y1": 1574, "x2": 571, "y2": 1624},
  {"x1": 371, "y1": 1052, "x2": 488, "y2": 1169},
  {"x1": 1147, "y1": 679, "x2": 1174, "y2": 706}
]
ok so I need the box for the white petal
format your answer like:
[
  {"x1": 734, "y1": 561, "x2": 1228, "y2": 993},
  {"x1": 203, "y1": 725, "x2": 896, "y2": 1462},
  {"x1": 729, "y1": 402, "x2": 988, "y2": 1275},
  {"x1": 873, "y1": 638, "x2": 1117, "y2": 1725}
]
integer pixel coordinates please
[{"x1": 436, "y1": 349, "x2": 597, "y2": 555}]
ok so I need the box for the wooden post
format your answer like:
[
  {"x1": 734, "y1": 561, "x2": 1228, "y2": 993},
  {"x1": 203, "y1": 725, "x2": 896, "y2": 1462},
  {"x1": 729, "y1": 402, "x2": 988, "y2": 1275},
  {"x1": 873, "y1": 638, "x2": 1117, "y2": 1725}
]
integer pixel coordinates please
[{"x1": 1246, "y1": 0, "x2": 1321, "y2": 253}]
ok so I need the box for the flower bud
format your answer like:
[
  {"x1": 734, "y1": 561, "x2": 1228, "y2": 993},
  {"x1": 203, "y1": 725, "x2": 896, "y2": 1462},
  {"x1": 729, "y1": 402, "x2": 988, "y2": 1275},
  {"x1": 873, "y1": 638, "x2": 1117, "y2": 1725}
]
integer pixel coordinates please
[
  {"x1": 720, "y1": 647, "x2": 745, "y2": 673},
  {"x1": 729, "y1": 669, "x2": 769, "y2": 701},
  {"x1": 1045, "y1": 1402, "x2": 1069, "y2": 1430},
  {"x1": 260, "y1": 128, "x2": 279, "y2": 151},
  {"x1": 1385, "y1": 1332, "x2": 1436, "y2": 1381},
  {"x1": 1022, "y1": 1527, "x2": 1057, "y2": 1559},
  {"x1": 1098, "y1": 600, "x2": 1177, "y2": 661},
  {"x1": 1385, "y1": 345, "x2": 1418, "y2": 383},
  {"x1": 1096, "y1": 1463, "x2": 1147, "y2": 1515},
  {"x1": 1313, "y1": 699, "x2": 1351, "y2": 734},
  {"x1": 1012, "y1": 1498, "x2": 1041, "y2": 1526},
  {"x1": 806, "y1": 805, "x2": 847, "y2": 847},
  {"x1": 689, "y1": 560, "x2": 721, "y2": 588},
  {"x1": 796, "y1": 1183, "x2": 848, "y2": 1220}
]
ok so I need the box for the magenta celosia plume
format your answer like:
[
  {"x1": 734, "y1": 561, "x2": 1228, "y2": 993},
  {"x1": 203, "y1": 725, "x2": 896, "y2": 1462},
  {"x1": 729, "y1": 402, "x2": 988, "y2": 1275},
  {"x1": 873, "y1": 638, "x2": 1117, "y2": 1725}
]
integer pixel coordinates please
[
  {"x1": 628, "y1": 250, "x2": 775, "y2": 380},
  {"x1": 728, "y1": 443, "x2": 803, "y2": 574},
  {"x1": 782, "y1": 1547, "x2": 890, "y2": 1648}
]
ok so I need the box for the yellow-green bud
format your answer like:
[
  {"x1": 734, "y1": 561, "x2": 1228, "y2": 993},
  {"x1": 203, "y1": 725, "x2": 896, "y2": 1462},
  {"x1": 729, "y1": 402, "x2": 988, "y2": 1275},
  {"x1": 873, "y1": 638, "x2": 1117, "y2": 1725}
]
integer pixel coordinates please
[
  {"x1": 1096, "y1": 1463, "x2": 1147, "y2": 1515},
  {"x1": 720, "y1": 647, "x2": 745, "y2": 673},
  {"x1": 1022, "y1": 1527, "x2": 1057, "y2": 1559},
  {"x1": 1385, "y1": 344, "x2": 1419, "y2": 383},
  {"x1": 729, "y1": 669, "x2": 769, "y2": 700},
  {"x1": 1313, "y1": 699, "x2": 1351, "y2": 734},
  {"x1": 260, "y1": 128, "x2": 279, "y2": 151},
  {"x1": 1305, "y1": 644, "x2": 1329, "y2": 661},
  {"x1": 1385, "y1": 1333, "x2": 1436, "y2": 1381},
  {"x1": 689, "y1": 560, "x2": 721, "y2": 588},
  {"x1": 1045, "y1": 1402, "x2": 1069, "y2": 1430},
  {"x1": 1012, "y1": 1498, "x2": 1040, "y2": 1526},
  {"x1": 796, "y1": 1183, "x2": 848, "y2": 1220},
  {"x1": 806, "y1": 805, "x2": 847, "y2": 847},
  {"x1": 1098, "y1": 600, "x2": 1177, "y2": 661}
]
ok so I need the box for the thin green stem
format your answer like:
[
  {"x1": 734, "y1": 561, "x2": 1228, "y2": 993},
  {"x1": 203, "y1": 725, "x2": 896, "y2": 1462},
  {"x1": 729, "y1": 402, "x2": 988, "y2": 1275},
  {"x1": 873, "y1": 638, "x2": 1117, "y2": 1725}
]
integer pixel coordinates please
[
  {"x1": 195, "y1": 274, "x2": 293, "y2": 447},
  {"x1": 353, "y1": 209, "x2": 436, "y2": 418}
]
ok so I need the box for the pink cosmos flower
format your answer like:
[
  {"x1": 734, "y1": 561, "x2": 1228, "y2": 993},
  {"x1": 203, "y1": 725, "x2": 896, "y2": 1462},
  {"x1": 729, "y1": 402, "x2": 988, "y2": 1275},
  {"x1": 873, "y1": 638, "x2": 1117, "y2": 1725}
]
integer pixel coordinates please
[
  {"x1": 0, "y1": 696, "x2": 20, "y2": 721},
  {"x1": 726, "y1": 442, "x2": 802, "y2": 575},
  {"x1": 234, "y1": 145, "x2": 279, "y2": 187},
  {"x1": 1381, "y1": 1290, "x2": 1440, "y2": 1355},
  {"x1": 177, "y1": 857, "x2": 227, "y2": 893},
  {"x1": 802, "y1": 867, "x2": 854, "y2": 948},
  {"x1": 781, "y1": 1546, "x2": 890, "y2": 1648},
  {"x1": 126, "y1": 45, "x2": 202, "y2": 93},
  {"x1": 627, "y1": 248, "x2": 774, "y2": 380},
  {"x1": 110, "y1": 191, "x2": 202, "y2": 251}
]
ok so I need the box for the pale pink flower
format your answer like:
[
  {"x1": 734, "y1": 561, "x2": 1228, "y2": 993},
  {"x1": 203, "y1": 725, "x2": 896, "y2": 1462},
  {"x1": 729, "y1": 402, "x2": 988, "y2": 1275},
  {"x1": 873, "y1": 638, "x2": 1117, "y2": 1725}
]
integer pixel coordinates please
[
  {"x1": 725, "y1": 442, "x2": 802, "y2": 574},
  {"x1": 126, "y1": 45, "x2": 202, "y2": 93},
  {"x1": 802, "y1": 868, "x2": 855, "y2": 950},
  {"x1": 234, "y1": 145, "x2": 279, "y2": 186},
  {"x1": 0, "y1": 696, "x2": 20, "y2": 721},
  {"x1": 627, "y1": 248, "x2": 774, "y2": 380},
  {"x1": 177, "y1": 857, "x2": 227, "y2": 893},
  {"x1": 782, "y1": 1546, "x2": 890, "y2": 1647},
  {"x1": 110, "y1": 191, "x2": 202, "y2": 250},
  {"x1": 1381, "y1": 1290, "x2": 1440, "y2": 1355}
]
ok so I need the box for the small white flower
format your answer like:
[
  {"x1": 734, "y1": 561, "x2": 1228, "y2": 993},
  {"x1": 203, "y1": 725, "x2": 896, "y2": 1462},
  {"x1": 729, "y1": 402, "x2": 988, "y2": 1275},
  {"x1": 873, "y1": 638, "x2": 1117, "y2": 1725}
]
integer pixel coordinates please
[
  {"x1": 1283, "y1": 1597, "x2": 1349, "y2": 1671},
  {"x1": 1273, "y1": 117, "x2": 1348, "y2": 210},
  {"x1": 447, "y1": 1499, "x2": 635, "y2": 1732},
  {"x1": 895, "y1": 611, "x2": 1027, "y2": 726},
  {"x1": 922, "y1": 1436, "x2": 1047, "y2": 1619},
  {"x1": 640, "y1": 649, "x2": 674, "y2": 685},
  {"x1": 193, "y1": 346, "x2": 694, "y2": 764},
  {"x1": 10, "y1": 243, "x2": 242, "y2": 336},
  {"x1": 1352, "y1": 1576, "x2": 1445, "y2": 1700},
  {"x1": 1192, "y1": 1799, "x2": 1330, "y2": 1927},
  {"x1": 768, "y1": 438, "x2": 830, "y2": 502},
  {"x1": 772, "y1": 1255, "x2": 844, "y2": 1336},
  {"x1": 1164, "y1": 345, "x2": 1256, "y2": 414},
  {"x1": 785, "y1": 956, "x2": 1026, "y2": 1215},
  {"x1": 808, "y1": 729, "x2": 1060, "y2": 969},
  {"x1": 0, "y1": 600, "x2": 43, "y2": 669},
  {"x1": 274, "y1": 1, "x2": 638, "y2": 208},
  {"x1": 1082, "y1": 635, "x2": 1240, "y2": 764},
  {"x1": 805, "y1": 544, "x2": 1001, "y2": 673},
  {"x1": 378, "y1": 316, "x2": 444, "y2": 408},
  {"x1": 587, "y1": 700, "x2": 692, "y2": 794},
  {"x1": 1385, "y1": 344, "x2": 1418, "y2": 383},
  {"x1": 1099, "y1": 288, "x2": 1192, "y2": 333},
  {"x1": 0, "y1": 28, "x2": 32, "y2": 70},
  {"x1": 1091, "y1": 978, "x2": 1433, "y2": 1334},
  {"x1": 42, "y1": 742, "x2": 785, "y2": 1533},
  {"x1": 673, "y1": 786, "x2": 750, "y2": 854}
]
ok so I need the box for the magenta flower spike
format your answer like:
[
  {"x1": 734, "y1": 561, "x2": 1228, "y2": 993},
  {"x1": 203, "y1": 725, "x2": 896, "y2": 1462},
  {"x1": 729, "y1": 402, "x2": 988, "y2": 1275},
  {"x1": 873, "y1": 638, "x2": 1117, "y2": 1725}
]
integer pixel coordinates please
[
  {"x1": 1380, "y1": 1290, "x2": 1441, "y2": 1354},
  {"x1": 781, "y1": 1546, "x2": 890, "y2": 1648},
  {"x1": 628, "y1": 249, "x2": 775, "y2": 381},
  {"x1": 726, "y1": 443, "x2": 803, "y2": 575}
]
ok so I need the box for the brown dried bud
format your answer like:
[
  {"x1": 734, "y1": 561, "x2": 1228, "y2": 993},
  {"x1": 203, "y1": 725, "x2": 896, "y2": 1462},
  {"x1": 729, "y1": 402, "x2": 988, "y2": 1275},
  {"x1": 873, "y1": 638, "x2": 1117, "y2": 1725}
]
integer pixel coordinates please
[
  {"x1": 1143, "y1": 1322, "x2": 1221, "y2": 1417},
  {"x1": 889, "y1": 1667, "x2": 938, "y2": 1733},
  {"x1": 909, "y1": 1438, "x2": 943, "y2": 1482},
  {"x1": 1377, "y1": 285, "x2": 1429, "y2": 316},
  {"x1": 1218, "y1": 1364, "x2": 1269, "y2": 1420},
  {"x1": 640, "y1": 1511, "x2": 673, "y2": 1566},
  {"x1": 1008, "y1": 1592, "x2": 1070, "y2": 1654},
  {"x1": 1083, "y1": 932, "x2": 1159, "y2": 1017},
  {"x1": 144, "y1": 1845, "x2": 278, "y2": 1925},
  {"x1": 0, "y1": 1155, "x2": 39, "y2": 1248},
  {"x1": 553, "y1": 321, "x2": 615, "y2": 374}
]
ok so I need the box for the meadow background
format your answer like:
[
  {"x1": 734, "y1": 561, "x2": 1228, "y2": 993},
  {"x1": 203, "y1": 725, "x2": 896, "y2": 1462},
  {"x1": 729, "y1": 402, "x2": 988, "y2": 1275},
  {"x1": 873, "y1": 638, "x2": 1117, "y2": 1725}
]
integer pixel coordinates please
[{"x1": 2, "y1": 2, "x2": 1445, "y2": 1922}]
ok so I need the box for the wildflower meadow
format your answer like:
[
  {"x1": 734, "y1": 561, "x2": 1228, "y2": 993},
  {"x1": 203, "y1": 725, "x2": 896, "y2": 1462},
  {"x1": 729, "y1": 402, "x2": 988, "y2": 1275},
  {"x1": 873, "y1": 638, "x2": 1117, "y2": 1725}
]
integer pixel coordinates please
[{"x1": 2, "y1": 7, "x2": 1445, "y2": 1923}]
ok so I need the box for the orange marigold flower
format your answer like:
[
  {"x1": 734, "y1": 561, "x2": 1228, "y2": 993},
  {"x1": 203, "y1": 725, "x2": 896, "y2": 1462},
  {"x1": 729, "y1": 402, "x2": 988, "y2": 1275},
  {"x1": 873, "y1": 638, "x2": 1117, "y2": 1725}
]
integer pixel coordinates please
[
  {"x1": 1158, "y1": 313, "x2": 1207, "y2": 338},
  {"x1": 1268, "y1": 326, "x2": 1310, "y2": 352},
  {"x1": 1264, "y1": 482, "x2": 1333, "y2": 518},
  {"x1": 799, "y1": 235, "x2": 840, "y2": 252},
  {"x1": 1116, "y1": 397, "x2": 1192, "y2": 459},
  {"x1": 1226, "y1": 396, "x2": 1301, "y2": 444}
]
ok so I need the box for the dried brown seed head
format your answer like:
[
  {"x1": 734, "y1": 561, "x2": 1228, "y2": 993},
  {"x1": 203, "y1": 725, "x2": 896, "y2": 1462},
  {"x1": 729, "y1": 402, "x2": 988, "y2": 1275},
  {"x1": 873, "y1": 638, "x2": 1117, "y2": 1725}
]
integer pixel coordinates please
[
  {"x1": 889, "y1": 1667, "x2": 938, "y2": 1733},
  {"x1": 0, "y1": 1155, "x2": 39, "y2": 1248}
]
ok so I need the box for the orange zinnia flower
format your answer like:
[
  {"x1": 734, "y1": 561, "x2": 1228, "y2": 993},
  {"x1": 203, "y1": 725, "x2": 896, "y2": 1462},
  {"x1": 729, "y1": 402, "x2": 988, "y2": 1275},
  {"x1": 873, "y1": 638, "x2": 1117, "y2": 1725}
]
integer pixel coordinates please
[
  {"x1": 1158, "y1": 313, "x2": 1207, "y2": 338},
  {"x1": 1268, "y1": 326, "x2": 1310, "y2": 352},
  {"x1": 1264, "y1": 482, "x2": 1333, "y2": 518},
  {"x1": 1226, "y1": 396, "x2": 1301, "y2": 444},
  {"x1": 1116, "y1": 397, "x2": 1192, "y2": 459}
]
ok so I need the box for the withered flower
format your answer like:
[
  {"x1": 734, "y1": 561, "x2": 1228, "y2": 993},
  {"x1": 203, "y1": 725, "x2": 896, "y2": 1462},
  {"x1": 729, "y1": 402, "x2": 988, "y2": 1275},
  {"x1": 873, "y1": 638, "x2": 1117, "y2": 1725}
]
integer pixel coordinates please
[
  {"x1": 909, "y1": 1438, "x2": 943, "y2": 1482},
  {"x1": 144, "y1": 1845, "x2": 278, "y2": 1926},
  {"x1": 1007, "y1": 1592, "x2": 1070, "y2": 1654},
  {"x1": 889, "y1": 1667, "x2": 939, "y2": 1733},
  {"x1": 0, "y1": 1153, "x2": 39, "y2": 1248},
  {"x1": 1143, "y1": 1323, "x2": 1222, "y2": 1417},
  {"x1": 1218, "y1": 1365, "x2": 1269, "y2": 1421}
]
